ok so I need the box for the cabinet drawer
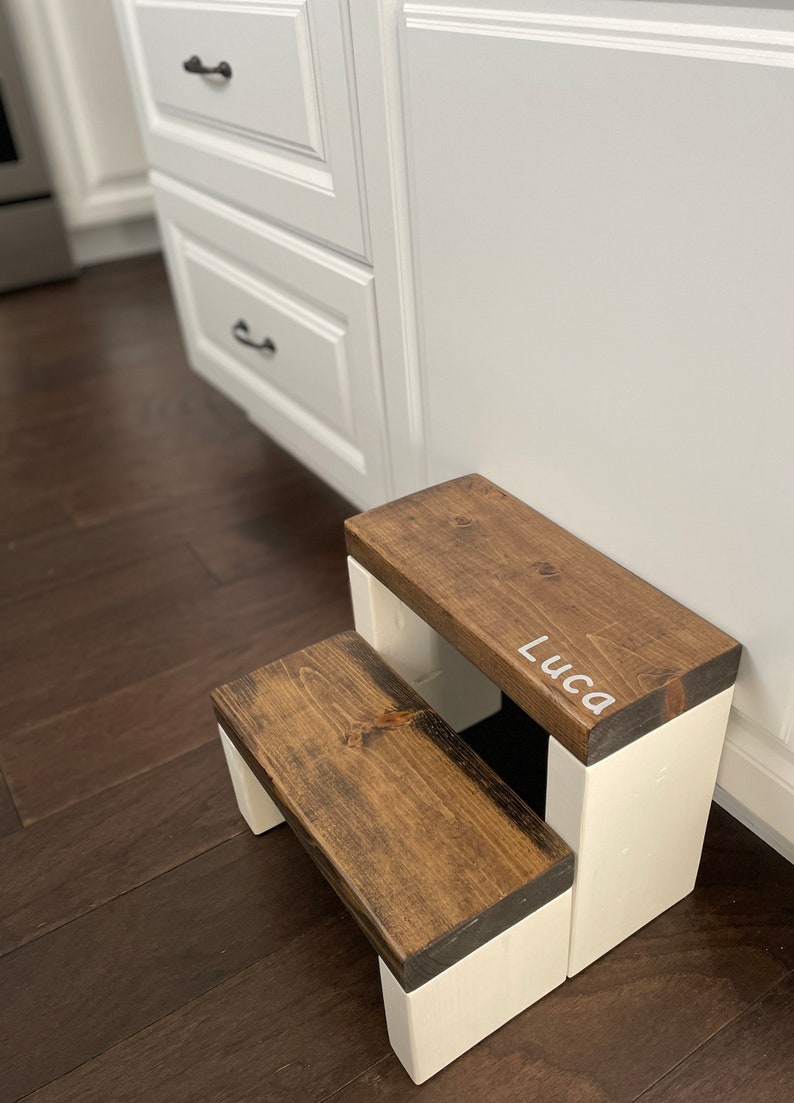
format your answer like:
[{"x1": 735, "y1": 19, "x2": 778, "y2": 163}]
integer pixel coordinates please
[
  {"x1": 117, "y1": 0, "x2": 368, "y2": 257},
  {"x1": 153, "y1": 172, "x2": 389, "y2": 508}
]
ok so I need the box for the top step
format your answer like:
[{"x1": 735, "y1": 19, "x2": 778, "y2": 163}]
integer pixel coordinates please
[
  {"x1": 345, "y1": 474, "x2": 741, "y2": 765},
  {"x1": 212, "y1": 630, "x2": 573, "y2": 992}
]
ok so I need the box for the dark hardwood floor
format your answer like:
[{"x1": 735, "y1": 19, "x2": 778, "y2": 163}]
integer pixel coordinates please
[{"x1": 1, "y1": 255, "x2": 792, "y2": 1102}]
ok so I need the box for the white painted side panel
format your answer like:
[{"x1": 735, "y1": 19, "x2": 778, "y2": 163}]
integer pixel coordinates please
[
  {"x1": 8, "y1": 0, "x2": 152, "y2": 231},
  {"x1": 380, "y1": 889, "x2": 571, "y2": 1084},
  {"x1": 218, "y1": 725, "x2": 285, "y2": 835},
  {"x1": 348, "y1": 557, "x2": 501, "y2": 732},
  {"x1": 546, "y1": 688, "x2": 734, "y2": 975},
  {"x1": 393, "y1": 0, "x2": 794, "y2": 847}
]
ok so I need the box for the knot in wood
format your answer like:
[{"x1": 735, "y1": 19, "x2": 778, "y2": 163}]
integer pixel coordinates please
[{"x1": 343, "y1": 709, "x2": 422, "y2": 749}]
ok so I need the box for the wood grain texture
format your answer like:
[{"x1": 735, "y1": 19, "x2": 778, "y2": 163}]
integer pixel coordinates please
[
  {"x1": 213, "y1": 630, "x2": 573, "y2": 991},
  {"x1": 0, "y1": 596, "x2": 351, "y2": 825},
  {"x1": 0, "y1": 436, "x2": 340, "y2": 605},
  {"x1": 22, "y1": 915, "x2": 388, "y2": 1103},
  {"x1": 0, "y1": 481, "x2": 70, "y2": 545},
  {"x1": 0, "y1": 543, "x2": 215, "y2": 651},
  {"x1": 0, "y1": 830, "x2": 343, "y2": 1103},
  {"x1": 0, "y1": 740, "x2": 243, "y2": 957},
  {"x1": 0, "y1": 772, "x2": 21, "y2": 839},
  {"x1": 0, "y1": 545, "x2": 346, "y2": 738},
  {"x1": 346, "y1": 474, "x2": 741, "y2": 764},
  {"x1": 639, "y1": 970, "x2": 794, "y2": 1103}
]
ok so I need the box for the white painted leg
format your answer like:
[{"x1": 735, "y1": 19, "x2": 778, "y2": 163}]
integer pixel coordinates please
[
  {"x1": 218, "y1": 725, "x2": 285, "y2": 835},
  {"x1": 545, "y1": 688, "x2": 734, "y2": 976},
  {"x1": 379, "y1": 889, "x2": 571, "y2": 1084},
  {"x1": 348, "y1": 556, "x2": 501, "y2": 733}
]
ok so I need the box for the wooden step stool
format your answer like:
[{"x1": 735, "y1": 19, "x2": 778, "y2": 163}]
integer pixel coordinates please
[
  {"x1": 345, "y1": 474, "x2": 742, "y2": 977},
  {"x1": 214, "y1": 473, "x2": 741, "y2": 1082},
  {"x1": 213, "y1": 631, "x2": 574, "y2": 1084}
]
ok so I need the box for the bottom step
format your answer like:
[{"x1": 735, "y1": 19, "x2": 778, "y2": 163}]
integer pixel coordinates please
[{"x1": 212, "y1": 630, "x2": 573, "y2": 1081}]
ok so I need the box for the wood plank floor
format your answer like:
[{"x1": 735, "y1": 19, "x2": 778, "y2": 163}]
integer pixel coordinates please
[{"x1": 1, "y1": 255, "x2": 792, "y2": 1102}]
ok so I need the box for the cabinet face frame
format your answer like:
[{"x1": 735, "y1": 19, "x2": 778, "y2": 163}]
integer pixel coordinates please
[{"x1": 116, "y1": 0, "x2": 371, "y2": 259}]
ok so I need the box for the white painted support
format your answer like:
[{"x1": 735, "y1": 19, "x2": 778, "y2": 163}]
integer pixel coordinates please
[
  {"x1": 348, "y1": 556, "x2": 501, "y2": 733},
  {"x1": 218, "y1": 725, "x2": 285, "y2": 835},
  {"x1": 546, "y1": 687, "x2": 734, "y2": 976},
  {"x1": 380, "y1": 889, "x2": 572, "y2": 1084}
]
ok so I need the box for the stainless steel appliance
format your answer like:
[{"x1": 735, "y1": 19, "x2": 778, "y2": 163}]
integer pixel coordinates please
[{"x1": 0, "y1": 0, "x2": 72, "y2": 292}]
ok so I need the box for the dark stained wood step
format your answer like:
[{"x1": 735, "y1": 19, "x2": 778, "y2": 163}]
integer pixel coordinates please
[
  {"x1": 345, "y1": 474, "x2": 741, "y2": 764},
  {"x1": 212, "y1": 630, "x2": 574, "y2": 992}
]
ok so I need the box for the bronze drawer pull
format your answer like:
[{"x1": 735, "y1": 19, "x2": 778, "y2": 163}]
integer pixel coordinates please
[
  {"x1": 183, "y1": 55, "x2": 232, "y2": 79},
  {"x1": 232, "y1": 319, "x2": 276, "y2": 354}
]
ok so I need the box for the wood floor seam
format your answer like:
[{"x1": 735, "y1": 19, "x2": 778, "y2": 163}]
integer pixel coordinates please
[
  {"x1": 0, "y1": 739, "x2": 250, "y2": 959},
  {"x1": 5, "y1": 729, "x2": 218, "y2": 829},
  {"x1": 316, "y1": 1056, "x2": 393, "y2": 1103},
  {"x1": 7, "y1": 908, "x2": 352, "y2": 1103},
  {"x1": 0, "y1": 532, "x2": 187, "y2": 612},
  {"x1": 628, "y1": 969, "x2": 794, "y2": 1103},
  {"x1": 0, "y1": 652, "x2": 209, "y2": 747},
  {"x1": 0, "y1": 536, "x2": 217, "y2": 618},
  {"x1": 0, "y1": 825, "x2": 246, "y2": 964}
]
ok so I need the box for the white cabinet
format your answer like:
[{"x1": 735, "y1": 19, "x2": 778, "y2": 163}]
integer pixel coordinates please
[
  {"x1": 155, "y1": 173, "x2": 389, "y2": 507},
  {"x1": 117, "y1": 0, "x2": 368, "y2": 258},
  {"x1": 116, "y1": 0, "x2": 391, "y2": 509}
]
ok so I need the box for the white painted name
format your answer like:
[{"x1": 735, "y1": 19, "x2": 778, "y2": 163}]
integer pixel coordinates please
[{"x1": 517, "y1": 635, "x2": 616, "y2": 716}]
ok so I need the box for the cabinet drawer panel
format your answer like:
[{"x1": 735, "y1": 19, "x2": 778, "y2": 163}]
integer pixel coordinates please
[
  {"x1": 184, "y1": 244, "x2": 353, "y2": 439},
  {"x1": 153, "y1": 172, "x2": 389, "y2": 508},
  {"x1": 137, "y1": 4, "x2": 320, "y2": 156},
  {"x1": 118, "y1": 0, "x2": 368, "y2": 257}
]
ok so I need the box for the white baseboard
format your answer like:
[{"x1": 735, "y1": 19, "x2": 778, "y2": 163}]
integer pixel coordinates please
[
  {"x1": 70, "y1": 217, "x2": 161, "y2": 268},
  {"x1": 714, "y1": 709, "x2": 794, "y2": 864}
]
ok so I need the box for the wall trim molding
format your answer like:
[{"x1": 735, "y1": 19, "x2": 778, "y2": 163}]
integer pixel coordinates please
[
  {"x1": 713, "y1": 787, "x2": 794, "y2": 866},
  {"x1": 715, "y1": 709, "x2": 794, "y2": 864},
  {"x1": 70, "y1": 216, "x2": 161, "y2": 268},
  {"x1": 404, "y1": 5, "x2": 794, "y2": 68}
]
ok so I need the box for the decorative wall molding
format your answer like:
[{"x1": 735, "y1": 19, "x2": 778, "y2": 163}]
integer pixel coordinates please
[
  {"x1": 404, "y1": 4, "x2": 794, "y2": 68},
  {"x1": 715, "y1": 708, "x2": 794, "y2": 862}
]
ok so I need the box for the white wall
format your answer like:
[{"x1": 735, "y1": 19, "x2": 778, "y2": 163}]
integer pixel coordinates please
[{"x1": 391, "y1": 0, "x2": 794, "y2": 857}]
